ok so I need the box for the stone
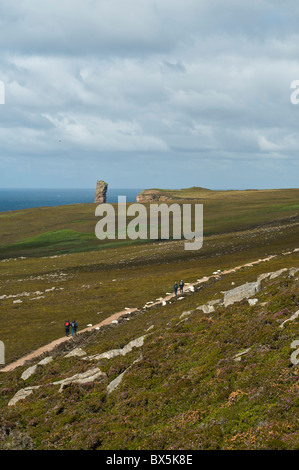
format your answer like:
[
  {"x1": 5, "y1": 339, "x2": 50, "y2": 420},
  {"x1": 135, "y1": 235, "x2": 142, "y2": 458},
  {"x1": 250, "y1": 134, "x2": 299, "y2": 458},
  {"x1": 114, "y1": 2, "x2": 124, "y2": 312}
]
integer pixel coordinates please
[
  {"x1": 65, "y1": 348, "x2": 87, "y2": 358},
  {"x1": 196, "y1": 304, "x2": 215, "y2": 314},
  {"x1": 257, "y1": 272, "x2": 272, "y2": 283},
  {"x1": 279, "y1": 310, "x2": 299, "y2": 329},
  {"x1": 94, "y1": 180, "x2": 108, "y2": 204},
  {"x1": 38, "y1": 356, "x2": 53, "y2": 366},
  {"x1": 84, "y1": 336, "x2": 146, "y2": 361},
  {"x1": 248, "y1": 298, "x2": 258, "y2": 306},
  {"x1": 21, "y1": 365, "x2": 38, "y2": 381},
  {"x1": 233, "y1": 348, "x2": 251, "y2": 362},
  {"x1": 180, "y1": 311, "x2": 191, "y2": 319},
  {"x1": 136, "y1": 189, "x2": 170, "y2": 203},
  {"x1": 53, "y1": 368, "x2": 106, "y2": 392},
  {"x1": 8, "y1": 386, "x2": 41, "y2": 406},
  {"x1": 269, "y1": 268, "x2": 288, "y2": 280},
  {"x1": 107, "y1": 356, "x2": 142, "y2": 394},
  {"x1": 107, "y1": 371, "x2": 126, "y2": 394},
  {"x1": 224, "y1": 281, "x2": 262, "y2": 307},
  {"x1": 289, "y1": 267, "x2": 299, "y2": 278},
  {"x1": 207, "y1": 299, "x2": 222, "y2": 306}
]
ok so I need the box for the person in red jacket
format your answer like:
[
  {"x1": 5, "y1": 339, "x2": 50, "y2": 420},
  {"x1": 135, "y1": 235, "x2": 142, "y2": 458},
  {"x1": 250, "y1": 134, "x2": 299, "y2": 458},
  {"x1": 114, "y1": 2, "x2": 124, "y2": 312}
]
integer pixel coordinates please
[{"x1": 65, "y1": 320, "x2": 71, "y2": 337}]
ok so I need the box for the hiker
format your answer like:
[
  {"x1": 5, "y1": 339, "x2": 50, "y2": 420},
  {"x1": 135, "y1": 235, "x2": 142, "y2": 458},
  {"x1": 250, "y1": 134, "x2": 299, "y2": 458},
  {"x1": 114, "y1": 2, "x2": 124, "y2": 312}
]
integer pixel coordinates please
[
  {"x1": 71, "y1": 320, "x2": 78, "y2": 336},
  {"x1": 179, "y1": 280, "x2": 184, "y2": 294},
  {"x1": 65, "y1": 320, "x2": 71, "y2": 337},
  {"x1": 174, "y1": 283, "x2": 178, "y2": 295}
]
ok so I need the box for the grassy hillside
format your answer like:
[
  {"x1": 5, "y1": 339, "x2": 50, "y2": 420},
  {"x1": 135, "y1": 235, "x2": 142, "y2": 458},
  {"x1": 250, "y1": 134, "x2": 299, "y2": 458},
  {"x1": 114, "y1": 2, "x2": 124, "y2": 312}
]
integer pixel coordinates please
[
  {"x1": 0, "y1": 187, "x2": 298, "y2": 450},
  {"x1": 0, "y1": 252, "x2": 298, "y2": 450},
  {"x1": 0, "y1": 187, "x2": 298, "y2": 259}
]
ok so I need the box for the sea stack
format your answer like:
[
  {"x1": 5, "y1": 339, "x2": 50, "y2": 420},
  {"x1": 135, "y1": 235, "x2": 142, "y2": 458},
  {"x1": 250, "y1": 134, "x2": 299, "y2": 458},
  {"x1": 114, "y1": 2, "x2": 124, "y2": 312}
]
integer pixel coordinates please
[{"x1": 94, "y1": 180, "x2": 108, "y2": 203}]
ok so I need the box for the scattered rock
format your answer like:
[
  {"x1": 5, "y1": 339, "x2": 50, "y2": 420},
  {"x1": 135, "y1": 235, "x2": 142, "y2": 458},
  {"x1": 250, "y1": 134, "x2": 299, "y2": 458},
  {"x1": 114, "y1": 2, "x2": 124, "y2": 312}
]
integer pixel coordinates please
[
  {"x1": 21, "y1": 365, "x2": 38, "y2": 381},
  {"x1": 233, "y1": 348, "x2": 251, "y2": 362},
  {"x1": 107, "y1": 371, "x2": 126, "y2": 394},
  {"x1": 196, "y1": 304, "x2": 215, "y2": 314},
  {"x1": 269, "y1": 268, "x2": 288, "y2": 280},
  {"x1": 279, "y1": 310, "x2": 299, "y2": 329},
  {"x1": 145, "y1": 325, "x2": 154, "y2": 332},
  {"x1": 289, "y1": 267, "x2": 299, "y2": 278},
  {"x1": 85, "y1": 336, "x2": 146, "y2": 361},
  {"x1": 38, "y1": 356, "x2": 53, "y2": 366},
  {"x1": 257, "y1": 272, "x2": 272, "y2": 283},
  {"x1": 180, "y1": 311, "x2": 191, "y2": 319},
  {"x1": 65, "y1": 348, "x2": 87, "y2": 358},
  {"x1": 207, "y1": 299, "x2": 222, "y2": 306},
  {"x1": 8, "y1": 386, "x2": 41, "y2": 406},
  {"x1": 224, "y1": 281, "x2": 262, "y2": 307},
  {"x1": 248, "y1": 298, "x2": 258, "y2": 306},
  {"x1": 53, "y1": 368, "x2": 106, "y2": 392},
  {"x1": 107, "y1": 356, "x2": 142, "y2": 394}
]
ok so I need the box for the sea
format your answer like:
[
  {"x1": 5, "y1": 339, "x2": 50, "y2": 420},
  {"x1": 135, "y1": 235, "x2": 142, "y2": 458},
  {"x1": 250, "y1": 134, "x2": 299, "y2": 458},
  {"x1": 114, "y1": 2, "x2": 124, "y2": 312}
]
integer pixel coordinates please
[{"x1": 0, "y1": 188, "x2": 142, "y2": 213}]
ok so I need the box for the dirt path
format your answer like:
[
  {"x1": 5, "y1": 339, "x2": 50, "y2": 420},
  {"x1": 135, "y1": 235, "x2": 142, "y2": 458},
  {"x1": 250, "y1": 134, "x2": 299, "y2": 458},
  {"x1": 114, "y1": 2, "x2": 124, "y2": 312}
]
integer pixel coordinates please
[{"x1": 0, "y1": 252, "x2": 286, "y2": 373}]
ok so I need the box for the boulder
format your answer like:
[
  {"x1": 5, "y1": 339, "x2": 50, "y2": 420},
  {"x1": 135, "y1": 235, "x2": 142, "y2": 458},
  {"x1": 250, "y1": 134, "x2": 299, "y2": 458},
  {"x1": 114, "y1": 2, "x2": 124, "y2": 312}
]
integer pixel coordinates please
[
  {"x1": 196, "y1": 304, "x2": 215, "y2": 314},
  {"x1": 38, "y1": 356, "x2": 53, "y2": 366},
  {"x1": 8, "y1": 386, "x2": 41, "y2": 406},
  {"x1": 269, "y1": 268, "x2": 288, "y2": 280},
  {"x1": 107, "y1": 371, "x2": 126, "y2": 394},
  {"x1": 84, "y1": 336, "x2": 146, "y2": 361},
  {"x1": 289, "y1": 267, "x2": 299, "y2": 278},
  {"x1": 21, "y1": 365, "x2": 38, "y2": 381},
  {"x1": 65, "y1": 348, "x2": 87, "y2": 358},
  {"x1": 107, "y1": 356, "x2": 142, "y2": 394},
  {"x1": 53, "y1": 368, "x2": 106, "y2": 392},
  {"x1": 224, "y1": 281, "x2": 262, "y2": 307}
]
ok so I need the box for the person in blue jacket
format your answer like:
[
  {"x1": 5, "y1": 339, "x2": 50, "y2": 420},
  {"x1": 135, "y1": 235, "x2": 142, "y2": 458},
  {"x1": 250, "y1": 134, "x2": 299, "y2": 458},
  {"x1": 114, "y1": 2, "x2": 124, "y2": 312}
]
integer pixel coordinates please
[{"x1": 71, "y1": 320, "x2": 78, "y2": 336}]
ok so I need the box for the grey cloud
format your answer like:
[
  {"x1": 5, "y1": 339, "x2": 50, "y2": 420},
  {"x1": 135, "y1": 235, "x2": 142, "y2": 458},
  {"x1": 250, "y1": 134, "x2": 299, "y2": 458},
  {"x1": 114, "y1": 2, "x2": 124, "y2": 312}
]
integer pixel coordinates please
[{"x1": 0, "y1": 0, "x2": 298, "y2": 189}]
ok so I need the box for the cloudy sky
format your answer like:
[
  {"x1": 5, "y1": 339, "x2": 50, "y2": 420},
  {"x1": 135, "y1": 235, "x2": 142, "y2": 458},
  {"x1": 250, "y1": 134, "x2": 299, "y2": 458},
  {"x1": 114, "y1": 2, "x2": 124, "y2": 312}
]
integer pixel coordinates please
[{"x1": 0, "y1": 0, "x2": 299, "y2": 189}]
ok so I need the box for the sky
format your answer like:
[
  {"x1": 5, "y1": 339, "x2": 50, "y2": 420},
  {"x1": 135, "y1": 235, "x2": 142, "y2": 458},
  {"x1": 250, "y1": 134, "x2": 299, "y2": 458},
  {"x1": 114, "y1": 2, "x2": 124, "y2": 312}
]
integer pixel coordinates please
[{"x1": 0, "y1": 0, "x2": 299, "y2": 190}]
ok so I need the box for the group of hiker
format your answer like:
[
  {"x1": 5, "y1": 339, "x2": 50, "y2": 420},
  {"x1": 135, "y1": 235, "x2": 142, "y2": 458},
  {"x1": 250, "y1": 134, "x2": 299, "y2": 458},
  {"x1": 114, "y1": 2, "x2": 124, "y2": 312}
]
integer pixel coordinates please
[
  {"x1": 64, "y1": 280, "x2": 185, "y2": 337},
  {"x1": 65, "y1": 320, "x2": 78, "y2": 337},
  {"x1": 174, "y1": 280, "x2": 184, "y2": 296}
]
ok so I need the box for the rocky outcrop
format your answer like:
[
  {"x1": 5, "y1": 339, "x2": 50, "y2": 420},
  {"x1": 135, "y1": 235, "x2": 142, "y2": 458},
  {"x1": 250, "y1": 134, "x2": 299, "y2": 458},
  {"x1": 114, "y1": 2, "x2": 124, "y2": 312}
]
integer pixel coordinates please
[
  {"x1": 279, "y1": 310, "x2": 299, "y2": 329},
  {"x1": 65, "y1": 348, "x2": 87, "y2": 358},
  {"x1": 83, "y1": 336, "x2": 146, "y2": 361},
  {"x1": 21, "y1": 356, "x2": 53, "y2": 381},
  {"x1": 53, "y1": 368, "x2": 106, "y2": 392},
  {"x1": 136, "y1": 189, "x2": 171, "y2": 203},
  {"x1": 8, "y1": 386, "x2": 41, "y2": 406},
  {"x1": 233, "y1": 348, "x2": 251, "y2": 362},
  {"x1": 94, "y1": 180, "x2": 108, "y2": 203},
  {"x1": 224, "y1": 281, "x2": 262, "y2": 307},
  {"x1": 107, "y1": 356, "x2": 142, "y2": 394}
]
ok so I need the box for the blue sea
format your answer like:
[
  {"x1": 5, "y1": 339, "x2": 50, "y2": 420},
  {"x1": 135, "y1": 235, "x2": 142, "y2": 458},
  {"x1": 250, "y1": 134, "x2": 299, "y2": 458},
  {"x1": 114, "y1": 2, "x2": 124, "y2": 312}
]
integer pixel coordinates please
[{"x1": 0, "y1": 188, "x2": 142, "y2": 212}]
